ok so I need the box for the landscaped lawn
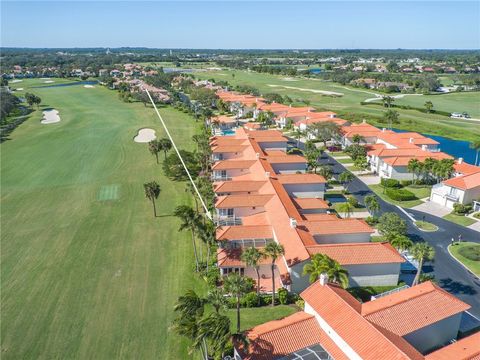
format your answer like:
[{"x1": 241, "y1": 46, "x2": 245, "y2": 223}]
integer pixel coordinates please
[
  {"x1": 443, "y1": 213, "x2": 477, "y2": 227},
  {"x1": 226, "y1": 305, "x2": 298, "y2": 332},
  {"x1": 329, "y1": 151, "x2": 348, "y2": 157},
  {"x1": 1, "y1": 80, "x2": 209, "y2": 359},
  {"x1": 415, "y1": 221, "x2": 438, "y2": 232},
  {"x1": 405, "y1": 185, "x2": 432, "y2": 200},
  {"x1": 369, "y1": 184, "x2": 423, "y2": 208},
  {"x1": 336, "y1": 157, "x2": 354, "y2": 164},
  {"x1": 449, "y1": 242, "x2": 480, "y2": 276}
]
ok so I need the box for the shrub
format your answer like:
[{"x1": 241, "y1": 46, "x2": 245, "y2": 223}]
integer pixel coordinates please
[
  {"x1": 381, "y1": 178, "x2": 401, "y2": 188},
  {"x1": 458, "y1": 245, "x2": 480, "y2": 261},
  {"x1": 295, "y1": 299, "x2": 305, "y2": 309},
  {"x1": 241, "y1": 292, "x2": 260, "y2": 308},
  {"x1": 453, "y1": 203, "x2": 473, "y2": 215},
  {"x1": 348, "y1": 197, "x2": 359, "y2": 207},
  {"x1": 386, "y1": 188, "x2": 416, "y2": 201},
  {"x1": 365, "y1": 216, "x2": 379, "y2": 226},
  {"x1": 400, "y1": 180, "x2": 413, "y2": 186},
  {"x1": 278, "y1": 288, "x2": 289, "y2": 305}
]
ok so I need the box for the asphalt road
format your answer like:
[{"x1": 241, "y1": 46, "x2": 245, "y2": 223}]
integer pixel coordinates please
[{"x1": 319, "y1": 153, "x2": 480, "y2": 317}]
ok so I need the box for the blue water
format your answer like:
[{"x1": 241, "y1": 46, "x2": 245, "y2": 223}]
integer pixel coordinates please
[
  {"x1": 392, "y1": 128, "x2": 477, "y2": 165},
  {"x1": 33, "y1": 80, "x2": 99, "y2": 88},
  {"x1": 325, "y1": 194, "x2": 347, "y2": 203},
  {"x1": 222, "y1": 129, "x2": 236, "y2": 136},
  {"x1": 308, "y1": 68, "x2": 323, "y2": 74}
]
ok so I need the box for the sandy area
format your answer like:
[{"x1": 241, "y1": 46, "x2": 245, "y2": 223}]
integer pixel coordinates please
[
  {"x1": 44, "y1": 80, "x2": 54, "y2": 83},
  {"x1": 134, "y1": 128, "x2": 156, "y2": 143},
  {"x1": 281, "y1": 77, "x2": 298, "y2": 82},
  {"x1": 84, "y1": 85, "x2": 95, "y2": 88},
  {"x1": 41, "y1": 109, "x2": 61, "y2": 124},
  {"x1": 11, "y1": 79, "x2": 23, "y2": 83},
  {"x1": 16, "y1": 88, "x2": 24, "y2": 91},
  {"x1": 364, "y1": 93, "x2": 423, "y2": 103},
  {"x1": 268, "y1": 84, "x2": 343, "y2": 96}
]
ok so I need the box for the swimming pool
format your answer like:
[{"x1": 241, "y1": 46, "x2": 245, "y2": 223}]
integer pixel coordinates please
[
  {"x1": 325, "y1": 194, "x2": 347, "y2": 204},
  {"x1": 222, "y1": 129, "x2": 236, "y2": 136}
]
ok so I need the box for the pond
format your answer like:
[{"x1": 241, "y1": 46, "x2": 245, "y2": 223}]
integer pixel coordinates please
[
  {"x1": 33, "y1": 80, "x2": 99, "y2": 88},
  {"x1": 392, "y1": 129, "x2": 478, "y2": 165}
]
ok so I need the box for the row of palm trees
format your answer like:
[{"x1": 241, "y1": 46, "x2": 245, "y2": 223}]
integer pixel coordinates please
[
  {"x1": 148, "y1": 138, "x2": 172, "y2": 164},
  {"x1": 407, "y1": 157, "x2": 455, "y2": 184}
]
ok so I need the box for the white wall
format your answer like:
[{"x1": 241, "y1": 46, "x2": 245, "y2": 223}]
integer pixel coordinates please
[
  {"x1": 346, "y1": 263, "x2": 401, "y2": 287},
  {"x1": 313, "y1": 233, "x2": 371, "y2": 244},
  {"x1": 283, "y1": 183, "x2": 326, "y2": 198},
  {"x1": 258, "y1": 141, "x2": 288, "y2": 151},
  {"x1": 271, "y1": 163, "x2": 307, "y2": 174},
  {"x1": 403, "y1": 313, "x2": 463, "y2": 354}
]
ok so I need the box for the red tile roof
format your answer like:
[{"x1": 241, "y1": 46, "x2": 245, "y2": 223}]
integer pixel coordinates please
[
  {"x1": 301, "y1": 213, "x2": 339, "y2": 221},
  {"x1": 212, "y1": 160, "x2": 256, "y2": 170},
  {"x1": 216, "y1": 225, "x2": 273, "y2": 240},
  {"x1": 216, "y1": 194, "x2": 273, "y2": 208},
  {"x1": 212, "y1": 145, "x2": 248, "y2": 153},
  {"x1": 275, "y1": 173, "x2": 326, "y2": 184},
  {"x1": 299, "y1": 218, "x2": 374, "y2": 235},
  {"x1": 443, "y1": 171, "x2": 480, "y2": 190},
  {"x1": 214, "y1": 180, "x2": 267, "y2": 193},
  {"x1": 293, "y1": 198, "x2": 330, "y2": 210},
  {"x1": 217, "y1": 248, "x2": 270, "y2": 267},
  {"x1": 211, "y1": 115, "x2": 237, "y2": 124},
  {"x1": 425, "y1": 331, "x2": 480, "y2": 360},
  {"x1": 454, "y1": 161, "x2": 480, "y2": 176},
  {"x1": 362, "y1": 281, "x2": 470, "y2": 336},
  {"x1": 306, "y1": 242, "x2": 405, "y2": 265},
  {"x1": 241, "y1": 311, "x2": 348, "y2": 360},
  {"x1": 301, "y1": 282, "x2": 424, "y2": 360}
]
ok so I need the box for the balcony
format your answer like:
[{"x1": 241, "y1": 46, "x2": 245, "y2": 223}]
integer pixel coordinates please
[
  {"x1": 214, "y1": 215, "x2": 242, "y2": 226},
  {"x1": 211, "y1": 175, "x2": 232, "y2": 182}
]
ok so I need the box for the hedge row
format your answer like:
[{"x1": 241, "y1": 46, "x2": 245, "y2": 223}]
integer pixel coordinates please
[{"x1": 386, "y1": 188, "x2": 417, "y2": 201}]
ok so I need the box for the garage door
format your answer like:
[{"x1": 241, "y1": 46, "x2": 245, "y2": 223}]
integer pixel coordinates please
[{"x1": 431, "y1": 193, "x2": 445, "y2": 206}]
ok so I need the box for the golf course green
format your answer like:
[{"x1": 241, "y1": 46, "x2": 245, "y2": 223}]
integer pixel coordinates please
[{"x1": 1, "y1": 80, "x2": 205, "y2": 359}]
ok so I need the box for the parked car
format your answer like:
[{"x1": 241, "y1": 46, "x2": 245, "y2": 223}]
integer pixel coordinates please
[{"x1": 400, "y1": 251, "x2": 419, "y2": 274}]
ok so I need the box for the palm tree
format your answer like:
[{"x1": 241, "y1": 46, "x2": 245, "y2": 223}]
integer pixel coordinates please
[
  {"x1": 322, "y1": 256, "x2": 349, "y2": 288},
  {"x1": 303, "y1": 253, "x2": 329, "y2": 283},
  {"x1": 407, "y1": 158, "x2": 421, "y2": 184},
  {"x1": 364, "y1": 195, "x2": 380, "y2": 216},
  {"x1": 148, "y1": 139, "x2": 161, "y2": 164},
  {"x1": 195, "y1": 313, "x2": 231, "y2": 359},
  {"x1": 352, "y1": 134, "x2": 365, "y2": 145},
  {"x1": 390, "y1": 234, "x2": 413, "y2": 252},
  {"x1": 158, "y1": 138, "x2": 173, "y2": 160},
  {"x1": 337, "y1": 201, "x2": 354, "y2": 218},
  {"x1": 143, "y1": 181, "x2": 161, "y2": 217},
  {"x1": 198, "y1": 221, "x2": 215, "y2": 271},
  {"x1": 382, "y1": 95, "x2": 395, "y2": 108},
  {"x1": 263, "y1": 242, "x2": 285, "y2": 306},
  {"x1": 411, "y1": 243, "x2": 435, "y2": 286},
  {"x1": 172, "y1": 290, "x2": 206, "y2": 358},
  {"x1": 206, "y1": 287, "x2": 228, "y2": 314},
  {"x1": 174, "y1": 205, "x2": 202, "y2": 272},
  {"x1": 339, "y1": 171, "x2": 354, "y2": 193},
  {"x1": 293, "y1": 129, "x2": 303, "y2": 148},
  {"x1": 469, "y1": 140, "x2": 480, "y2": 166},
  {"x1": 223, "y1": 273, "x2": 251, "y2": 333},
  {"x1": 186, "y1": 182, "x2": 199, "y2": 213},
  {"x1": 174, "y1": 289, "x2": 205, "y2": 318},
  {"x1": 241, "y1": 247, "x2": 263, "y2": 295}
]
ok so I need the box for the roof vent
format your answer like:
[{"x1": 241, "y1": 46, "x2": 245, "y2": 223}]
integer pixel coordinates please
[
  {"x1": 289, "y1": 217, "x2": 297, "y2": 228},
  {"x1": 458, "y1": 157, "x2": 463, "y2": 164},
  {"x1": 382, "y1": 128, "x2": 386, "y2": 132},
  {"x1": 256, "y1": 153, "x2": 260, "y2": 159},
  {"x1": 319, "y1": 273, "x2": 328, "y2": 286},
  {"x1": 265, "y1": 171, "x2": 270, "y2": 178},
  {"x1": 362, "y1": 119, "x2": 366, "y2": 123},
  {"x1": 409, "y1": 137, "x2": 414, "y2": 143}
]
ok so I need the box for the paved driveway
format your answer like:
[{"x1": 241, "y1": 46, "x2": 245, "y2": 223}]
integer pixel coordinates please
[
  {"x1": 468, "y1": 221, "x2": 480, "y2": 232},
  {"x1": 411, "y1": 201, "x2": 451, "y2": 217}
]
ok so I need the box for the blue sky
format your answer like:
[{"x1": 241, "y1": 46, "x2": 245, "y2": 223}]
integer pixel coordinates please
[{"x1": 1, "y1": 1, "x2": 479, "y2": 49}]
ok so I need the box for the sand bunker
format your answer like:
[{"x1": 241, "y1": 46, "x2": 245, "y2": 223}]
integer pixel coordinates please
[
  {"x1": 83, "y1": 85, "x2": 95, "y2": 88},
  {"x1": 44, "y1": 80, "x2": 54, "y2": 83},
  {"x1": 16, "y1": 88, "x2": 24, "y2": 91},
  {"x1": 41, "y1": 109, "x2": 61, "y2": 124},
  {"x1": 11, "y1": 79, "x2": 23, "y2": 83},
  {"x1": 267, "y1": 84, "x2": 343, "y2": 96},
  {"x1": 134, "y1": 128, "x2": 156, "y2": 143}
]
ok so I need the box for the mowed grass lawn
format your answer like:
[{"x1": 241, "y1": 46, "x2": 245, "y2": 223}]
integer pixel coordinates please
[
  {"x1": 193, "y1": 69, "x2": 480, "y2": 142},
  {"x1": 449, "y1": 242, "x2": 480, "y2": 276},
  {"x1": 1, "y1": 81, "x2": 207, "y2": 359}
]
